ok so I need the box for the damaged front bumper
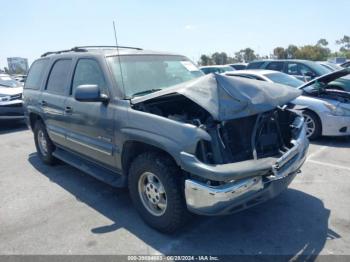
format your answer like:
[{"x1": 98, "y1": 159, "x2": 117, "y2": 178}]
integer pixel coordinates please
[{"x1": 183, "y1": 118, "x2": 309, "y2": 215}]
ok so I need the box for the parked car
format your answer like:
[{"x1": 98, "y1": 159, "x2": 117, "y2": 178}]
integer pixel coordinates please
[
  {"x1": 328, "y1": 57, "x2": 347, "y2": 65},
  {"x1": 12, "y1": 74, "x2": 27, "y2": 84},
  {"x1": 199, "y1": 65, "x2": 235, "y2": 74},
  {"x1": 341, "y1": 61, "x2": 350, "y2": 68},
  {"x1": 247, "y1": 59, "x2": 331, "y2": 82},
  {"x1": 228, "y1": 63, "x2": 247, "y2": 70},
  {"x1": 0, "y1": 74, "x2": 24, "y2": 120},
  {"x1": 317, "y1": 61, "x2": 343, "y2": 72},
  {"x1": 296, "y1": 69, "x2": 350, "y2": 138},
  {"x1": 226, "y1": 69, "x2": 350, "y2": 139},
  {"x1": 224, "y1": 69, "x2": 304, "y2": 88},
  {"x1": 23, "y1": 46, "x2": 308, "y2": 233}
]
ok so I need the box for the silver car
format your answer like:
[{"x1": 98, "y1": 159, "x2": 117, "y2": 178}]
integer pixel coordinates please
[
  {"x1": 225, "y1": 69, "x2": 350, "y2": 139},
  {"x1": 0, "y1": 74, "x2": 24, "y2": 120}
]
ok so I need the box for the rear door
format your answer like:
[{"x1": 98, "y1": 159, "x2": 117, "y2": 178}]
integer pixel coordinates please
[
  {"x1": 41, "y1": 59, "x2": 73, "y2": 147},
  {"x1": 64, "y1": 58, "x2": 115, "y2": 167}
]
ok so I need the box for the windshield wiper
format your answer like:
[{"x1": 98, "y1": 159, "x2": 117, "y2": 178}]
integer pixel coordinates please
[{"x1": 131, "y1": 89, "x2": 162, "y2": 98}]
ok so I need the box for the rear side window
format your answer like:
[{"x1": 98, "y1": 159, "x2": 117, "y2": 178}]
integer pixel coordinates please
[
  {"x1": 266, "y1": 62, "x2": 284, "y2": 72},
  {"x1": 246, "y1": 61, "x2": 265, "y2": 69},
  {"x1": 286, "y1": 62, "x2": 315, "y2": 76},
  {"x1": 46, "y1": 59, "x2": 72, "y2": 95},
  {"x1": 72, "y1": 59, "x2": 106, "y2": 94},
  {"x1": 25, "y1": 59, "x2": 48, "y2": 90}
]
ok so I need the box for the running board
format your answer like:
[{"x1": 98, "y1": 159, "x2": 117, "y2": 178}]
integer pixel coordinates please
[{"x1": 53, "y1": 147, "x2": 126, "y2": 187}]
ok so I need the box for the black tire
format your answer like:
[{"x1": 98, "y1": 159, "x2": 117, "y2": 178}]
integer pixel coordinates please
[
  {"x1": 303, "y1": 110, "x2": 322, "y2": 140},
  {"x1": 34, "y1": 120, "x2": 56, "y2": 165},
  {"x1": 128, "y1": 152, "x2": 190, "y2": 233}
]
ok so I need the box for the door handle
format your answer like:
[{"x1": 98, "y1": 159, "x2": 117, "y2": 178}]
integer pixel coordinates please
[
  {"x1": 40, "y1": 100, "x2": 47, "y2": 106},
  {"x1": 64, "y1": 106, "x2": 73, "y2": 114}
]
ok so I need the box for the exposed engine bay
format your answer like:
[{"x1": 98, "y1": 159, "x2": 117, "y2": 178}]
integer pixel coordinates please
[
  {"x1": 132, "y1": 93, "x2": 301, "y2": 165},
  {"x1": 305, "y1": 88, "x2": 350, "y2": 103}
]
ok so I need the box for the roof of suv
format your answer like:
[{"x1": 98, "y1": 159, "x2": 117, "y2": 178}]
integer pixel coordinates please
[
  {"x1": 40, "y1": 46, "x2": 181, "y2": 58},
  {"x1": 251, "y1": 59, "x2": 314, "y2": 63}
]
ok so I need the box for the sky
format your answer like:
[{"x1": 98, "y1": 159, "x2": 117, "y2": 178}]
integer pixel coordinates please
[{"x1": 1, "y1": 0, "x2": 349, "y2": 68}]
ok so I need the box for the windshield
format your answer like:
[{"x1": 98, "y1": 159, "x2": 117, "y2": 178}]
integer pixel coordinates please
[
  {"x1": 309, "y1": 62, "x2": 332, "y2": 76},
  {"x1": 320, "y1": 63, "x2": 343, "y2": 72},
  {"x1": 0, "y1": 75, "x2": 21, "y2": 88},
  {"x1": 107, "y1": 55, "x2": 203, "y2": 98},
  {"x1": 265, "y1": 72, "x2": 304, "y2": 88}
]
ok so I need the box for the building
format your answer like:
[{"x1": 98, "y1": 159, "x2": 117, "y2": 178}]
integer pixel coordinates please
[{"x1": 7, "y1": 57, "x2": 29, "y2": 74}]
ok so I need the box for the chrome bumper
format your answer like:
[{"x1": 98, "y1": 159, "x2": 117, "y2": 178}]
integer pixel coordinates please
[{"x1": 184, "y1": 119, "x2": 309, "y2": 215}]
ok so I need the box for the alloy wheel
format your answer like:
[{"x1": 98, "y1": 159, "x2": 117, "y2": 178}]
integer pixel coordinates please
[
  {"x1": 138, "y1": 172, "x2": 167, "y2": 216},
  {"x1": 304, "y1": 114, "x2": 316, "y2": 138}
]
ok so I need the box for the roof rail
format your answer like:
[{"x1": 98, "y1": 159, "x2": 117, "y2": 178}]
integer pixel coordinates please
[
  {"x1": 73, "y1": 45, "x2": 143, "y2": 50},
  {"x1": 41, "y1": 45, "x2": 142, "y2": 57},
  {"x1": 41, "y1": 47, "x2": 87, "y2": 57}
]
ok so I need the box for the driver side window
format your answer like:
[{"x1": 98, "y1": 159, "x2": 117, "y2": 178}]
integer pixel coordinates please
[
  {"x1": 286, "y1": 63, "x2": 315, "y2": 76},
  {"x1": 72, "y1": 59, "x2": 107, "y2": 95}
]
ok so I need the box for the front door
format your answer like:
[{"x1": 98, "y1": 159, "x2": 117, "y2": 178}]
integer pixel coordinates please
[
  {"x1": 64, "y1": 58, "x2": 115, "y2": 168},
  {"x1": 285, "y1": 62, "x2": 316, "y2": 82}
]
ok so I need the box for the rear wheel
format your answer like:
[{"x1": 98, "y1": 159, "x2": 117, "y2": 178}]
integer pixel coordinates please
[
  {"x1": 303, "y1": 111, "x2": 321, "y2": 140},
  {"x1": 34, "y1": 121, "x2": 56, "y2": 165},
  {"x1": 128, "y1": 152, "x2": 190, "y2": 233}
]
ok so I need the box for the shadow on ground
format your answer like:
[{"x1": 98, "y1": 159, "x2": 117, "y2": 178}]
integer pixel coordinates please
[
  {"x1": 28, "y1": 153, "x2": 337, "y2": 257},
  {"x1": 0, "y1": 120, "x2": 27, "y2": 135}
]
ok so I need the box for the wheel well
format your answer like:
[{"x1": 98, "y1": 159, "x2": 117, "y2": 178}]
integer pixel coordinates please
[
  {"x1": 303, "y1": 109, "x2": 322, "y2": 133},
  {"x1": 121, "y1": 141, "x2": 177, "y2": 177},
  {"x1": 29, "y1": 113, "x2": 43, "y2": 130}
]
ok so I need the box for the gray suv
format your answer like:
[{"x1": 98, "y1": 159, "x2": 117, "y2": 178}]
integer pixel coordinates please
[{"x1": 23, "y1": 46, "x2": 309, "y2": 233}]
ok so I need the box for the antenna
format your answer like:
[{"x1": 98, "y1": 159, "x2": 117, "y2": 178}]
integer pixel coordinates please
[{"x1": 113, "y1": 21, "x2": 126, "y2": 96}]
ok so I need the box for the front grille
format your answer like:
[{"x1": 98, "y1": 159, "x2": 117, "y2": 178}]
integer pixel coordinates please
[{"x1": 220, "y1": 110, "x2": 292, "y2": 163}]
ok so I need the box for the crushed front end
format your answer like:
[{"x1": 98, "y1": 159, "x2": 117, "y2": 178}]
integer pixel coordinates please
[
  {"x1": 183, "y1": 107, "x2": 309, "y2": 215},
  {"x1": 131, "y1": 74, "x2": 309, "y2": 216}
]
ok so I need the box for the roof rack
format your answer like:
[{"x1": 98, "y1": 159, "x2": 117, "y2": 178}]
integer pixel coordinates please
[
  {"x1": 74, "y1": 45, "x2": 143, "y2": 50},
  {"x1": 41, "y1": 45, "x2": 142, "y2": 57}
]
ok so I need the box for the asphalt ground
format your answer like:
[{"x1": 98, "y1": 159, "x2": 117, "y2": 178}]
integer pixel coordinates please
[{"x1": 0, "y1": 121, "x2": 349, "y2": 259}]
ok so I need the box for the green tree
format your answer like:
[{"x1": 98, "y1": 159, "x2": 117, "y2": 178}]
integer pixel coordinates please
[
  {"x1": 336, "y1": 35, "x2": 350, "y2": 51},
  {"x1": 286, "y1": 45, "x2": 299, "y2": 59},
  {"x1": 212, "y1": 52, "x2": 228, "y2": 65},
  {"x1": 273, "y1": 47, "x2": 287, "y2": 59},
  {"x1": 295, "y1": 45, "x2": 330, "y2": 61},
  {"x1": 237, "y1": 48, "x2": 256, "y2": 62},
  {"x1": 317, "y1": 38, "x2": 329, "y2": 47},
  {"x1": 198, "y1": 54, "x2": 213, "y2": 66},
  {"x1": 234, "y1": 51, "x2": 243, "y2": 62}
]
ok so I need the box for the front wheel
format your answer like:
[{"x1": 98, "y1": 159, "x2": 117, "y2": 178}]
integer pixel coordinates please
[
  {"x1": 303, "y1": 111, "x2": 322, "y2": 140},
  {"x1": 128, "y1": 152, "x2": 190, "y2": 233}
]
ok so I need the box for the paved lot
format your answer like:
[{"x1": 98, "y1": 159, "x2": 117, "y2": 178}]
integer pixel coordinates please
[{"x1": 1, "y1": 121, "x2": 350, "y2": 257}]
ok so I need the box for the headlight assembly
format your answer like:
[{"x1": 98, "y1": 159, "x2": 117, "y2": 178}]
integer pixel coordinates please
[{"x1": 323, "y1": 102, "x2": 345, "y2": 116}]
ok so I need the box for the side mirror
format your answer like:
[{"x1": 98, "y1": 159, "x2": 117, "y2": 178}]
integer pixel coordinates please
[{"x1": 74, "y1": 85, "x2": 109, "y2": 103}]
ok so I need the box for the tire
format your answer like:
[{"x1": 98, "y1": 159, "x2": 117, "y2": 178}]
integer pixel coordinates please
[
  {"x1": 128, "y1": 152, "x2": 190, "y2": 233},
  {"x1": 34, "y1": 120, "x2": 56, "y2": 165},
  {"x1": 303, "y1": 110, "x2": 322, "y2": 140}
]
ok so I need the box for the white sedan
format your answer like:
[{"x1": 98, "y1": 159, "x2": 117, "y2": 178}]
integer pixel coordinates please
[{"x1": 224, "y1": 69, "x2": 350, "y2": 139}]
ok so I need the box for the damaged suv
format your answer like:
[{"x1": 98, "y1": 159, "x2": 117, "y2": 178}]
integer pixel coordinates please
[{"x1": 23, "y1": 46, "x2": 309, "y2": 233}]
